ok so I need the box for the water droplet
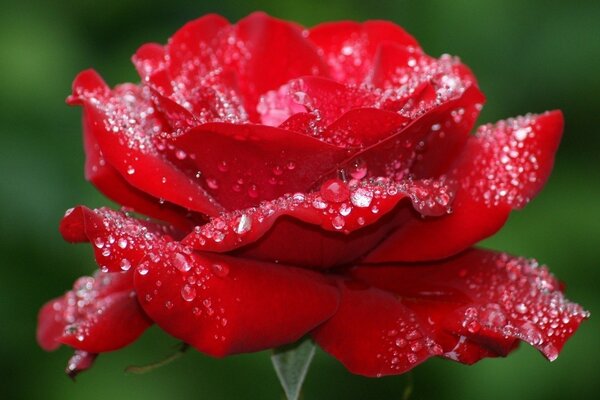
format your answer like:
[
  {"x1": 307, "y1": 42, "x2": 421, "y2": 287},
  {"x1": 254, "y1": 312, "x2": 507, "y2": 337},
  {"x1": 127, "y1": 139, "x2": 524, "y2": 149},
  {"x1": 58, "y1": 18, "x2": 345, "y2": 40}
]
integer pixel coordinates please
[
  {"x1": 320, "y1": 179, "x2": 350, "y2": 203},
  {"x1": 181, "y1": 284, "x2": 197, "y2": 302},
  {"x1": 515, "y1": 303, "x2": 528, "y2": 314},
  {"x1": 247, "y1": 184, "x2": 259, "y2": 199},
  {"x1": 331, "y1": 215, "x2": 345, "y2": 230},
  {"x1": 127, "y1": 166, "x2": 135, "y2": 175},
  {"x1": 350, "y1": 188, "x2": 373, "y2": 208},
  {"x1": 120, "y1": 258, "x2": 131, "y2": 271},
  {"x1": 211, "y1": 263, "x2": 230, "y2": 278},
  {"x1": 349, "y1": 159, "x2": 368, "y2": 180},
  {"x1": 217, "y1": 160, "x2": 229, "y2": 172},
  {"x1": 206, "y1": 178, "x2": 219, "y2": 190},
  {"x1": 165, "y1": 301, "x2": 174, "y2": 310},
  {"x1": 175, "y1": 149, "x2": 187, "y2": 160},
  {"x1": 312, "y1": 196, "x2": 327, "y2": 209},
  {"x1": 137, "y1": 262, "x2": 149, "y2": 276},
  {"x1": 172, "y1": 253, "x2": 192, "y2": 272},
  {"x1": 117, "y1": 238, "x2": 128, "y2": 249},
  {"x1": 233, "y1": 214, "x2": 252, "y2": 234}
]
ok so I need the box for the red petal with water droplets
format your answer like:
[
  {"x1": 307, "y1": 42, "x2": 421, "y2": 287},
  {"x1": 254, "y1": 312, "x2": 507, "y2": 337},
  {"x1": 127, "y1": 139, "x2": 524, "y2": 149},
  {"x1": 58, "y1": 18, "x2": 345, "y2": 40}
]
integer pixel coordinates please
[
  {"x1": 366, "y1": 111, "x2": 563, "y2": 262},
  {"x1": 133, "y1": 246, "x2": 339, "y2": 356},
  {"x1": 59, "y1": 206, "x2": 173, "y2": 273},
  {"x1": 349, "y1": 249, "x2": 588, "y2": 366},
  {"x1": 234, "y1": 12, "x2": 328, "y2": 118},
  {"x1": 308, "y1": 20, "x2": 420, "y2": 84},
  {"x1": 68, "y1": 70, "x2": 224, "y2": 216},
  {"x1": 336, "y1": 85, "x2": 484, "y2": 183},
  {"x1": 83, "y1": 116, "x2": 200, "y2": 230},
  {"x1": 169, "y1": 122, "x2": 348, "y2": 210},
  {"x1": 312, "y1": 281, "x2": 443, "y2": 377},
  {"x1": 182, "y1": 178, "x2": 453, "y2": 268},
  {"x1": 37, "y1": 270, "x2": 152, "y2": 353}
]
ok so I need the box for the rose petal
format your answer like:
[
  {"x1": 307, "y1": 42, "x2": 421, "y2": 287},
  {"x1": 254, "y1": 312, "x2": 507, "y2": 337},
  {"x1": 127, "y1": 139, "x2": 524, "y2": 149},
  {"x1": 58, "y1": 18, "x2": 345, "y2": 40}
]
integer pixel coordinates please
[
  {"x1": 137, "y1": 13, "x2": 327, "y2": 124},
  {"x1": 335, "y1": 85, "x2": 484, "y2": 183},
  {"x1": 68, "y1": 69, "x2": 224, "y2": 216},
  {"x1": 169, "y1": 122, "x2": 348, "y2": 209},
  {"x1": 366, "y1": 111, "x2": 563, "y2": 262},
  {"x1": 133, "y1": 245, "x2": 339, "y2": 356},
  {"x1": 351, "y1": 249, "x2": 588, "y2": 363},
  {"x1": 37, "y1": 270, "x2": 151, "y2": 353},
  {"x1": 59, "y1": 206, "x2": 174, "y2": 273},
  {"x1": 308, "y1": 20, "x2": 420, "y2": 84},
  {"x1": 312, "y1": 280, "x2": 443, "y2": 377},
  {"x1": 83, "y1": 117, "x2": 200, "y2": 230},
  {"x1": 182, "y1": 177, "x2": 454, "y2": 268},
  {"x1": 234, "y1": 12, "x2": 328, "y2": 119}
]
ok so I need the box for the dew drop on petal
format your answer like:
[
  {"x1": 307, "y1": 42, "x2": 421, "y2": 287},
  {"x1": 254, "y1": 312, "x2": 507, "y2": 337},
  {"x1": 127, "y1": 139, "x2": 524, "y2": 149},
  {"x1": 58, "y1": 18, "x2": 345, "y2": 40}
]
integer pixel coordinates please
[
  {"x1": 181, "y1": 284, "x2": 197, "y2": 302},
  {"x1": 320, "y1": 179, "x2": 350, "y2": 203},
  {"x1": 350, "y1": 188, "x2": 373, "y2": 208}
]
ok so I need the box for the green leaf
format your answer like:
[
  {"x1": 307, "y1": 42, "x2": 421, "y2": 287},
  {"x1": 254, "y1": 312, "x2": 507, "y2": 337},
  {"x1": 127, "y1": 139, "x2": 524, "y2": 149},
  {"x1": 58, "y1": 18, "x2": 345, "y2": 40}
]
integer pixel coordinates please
[{"x1": 271, "y1": 337, "x2": 316, "y2": 400}]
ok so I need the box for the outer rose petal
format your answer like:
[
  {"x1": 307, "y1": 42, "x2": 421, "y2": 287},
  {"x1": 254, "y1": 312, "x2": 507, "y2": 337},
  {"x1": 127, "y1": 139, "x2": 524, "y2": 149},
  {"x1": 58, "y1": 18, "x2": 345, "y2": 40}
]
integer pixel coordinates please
[
  {"x1": 67, "y1": 69, "x2": 224, "y2": 216},
  {"x1": 313, "y1": 249, "x2": 588, "y2": 377},
  {"x1": 59, "y1": 206, "x2": 173, "y2": 273},
  {"x1": 83, "y1": 116, "x2": 201, "y2": 230},
  {"x1": 133, "y1": 246, "x2": 339, "y2": 356},
  {"x1": 182, "y1": 178, "x2": 453, "y2": 268},
  {"x1": 366, "y1": 111, "x2": 564, "y2": 262},
  {"x1": 308, "y1": 20, "x2": 420, "y2": 84},
  {"x1": 37, "y1": 270, "x2": 152, "y2": 353}
]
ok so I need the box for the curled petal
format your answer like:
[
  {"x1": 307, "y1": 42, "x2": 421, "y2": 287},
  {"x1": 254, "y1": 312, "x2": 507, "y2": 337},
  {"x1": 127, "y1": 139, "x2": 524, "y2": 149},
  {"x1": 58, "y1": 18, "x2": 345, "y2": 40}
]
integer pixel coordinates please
[
  {"x1": 133, "y1": 245, "x2": 339, "y2": 356},
  {"x1": 59, "y1": 206, "x2": 173, "y2": 273},
  {"x1": 37, "y1": 270, "x2": 151, "y2": 353},
  {"x1": 83, "y1": 119, "x2": 200, "y2": 230},
  {"x1": 366, "y1": 111, "x2": 563, "y2": 262},
  {"x1": 68, "y1": 69, "x2": 224, "y2": 216},
  {"x1": 308, "y1": 20, "x2": 420, "y2": 84},
  {"x1": 182, "y1": 177, "x2": 454, "y2": 268},
  {"x1": 169, "y1": 122, "x2": 348, "y2": 209},
  {"x1": 313, "y1": 249, "x2": 587, "y2": 376},
  {"x1": 352, "y1": 249, "x2": 588, "y2": 362}
]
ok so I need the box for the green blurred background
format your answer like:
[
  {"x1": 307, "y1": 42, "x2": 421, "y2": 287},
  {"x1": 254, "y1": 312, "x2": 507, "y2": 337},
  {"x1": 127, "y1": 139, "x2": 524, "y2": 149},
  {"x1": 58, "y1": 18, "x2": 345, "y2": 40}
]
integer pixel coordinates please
[{"x1": 1, "y1": 0, "x2": 599, "y2": 399}]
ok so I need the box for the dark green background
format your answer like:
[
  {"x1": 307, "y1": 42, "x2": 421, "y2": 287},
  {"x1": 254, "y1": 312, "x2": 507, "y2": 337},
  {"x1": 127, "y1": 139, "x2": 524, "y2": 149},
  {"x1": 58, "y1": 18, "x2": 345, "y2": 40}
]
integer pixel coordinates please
[{"x1": 1, "y1": 0, "x2": 598, "y2": 399}]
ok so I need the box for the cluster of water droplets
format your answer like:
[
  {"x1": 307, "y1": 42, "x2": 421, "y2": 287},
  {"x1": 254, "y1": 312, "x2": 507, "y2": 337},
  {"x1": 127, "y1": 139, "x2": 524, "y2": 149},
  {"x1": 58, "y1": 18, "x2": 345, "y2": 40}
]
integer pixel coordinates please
[
  {"x1": 89, "y1": 208, "x2": 168, "y2": 273},
  {"x1": 464, "y1": 114, "x2": 543, "y2": 208},
  {"x1": 185, "y1": 174, "x2": 454, "y2": 250},
  {"x1": 159, "y1": 32, "x2": 250, "y2": 125},
  {"x1": 57, "y1": 272, "x2": 119, "y2": 344},
  {"x1": 459, "y1": 252, "x2": 589, "y2": 361},
  {"x1": 375, "y1": 315, "x2": 443, "y2": 375},
  {"x1": 90, "y1": 85, "x2": 163, "y2": 155},
  {"x1": 135, "y1": 240, "x2": 232, "y2": 342}
]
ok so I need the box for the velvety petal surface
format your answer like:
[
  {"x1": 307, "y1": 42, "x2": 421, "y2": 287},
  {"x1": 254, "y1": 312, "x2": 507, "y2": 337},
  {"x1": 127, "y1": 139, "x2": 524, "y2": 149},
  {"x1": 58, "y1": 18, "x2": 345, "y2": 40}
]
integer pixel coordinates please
[
  {"x1": 133, "y1": 245, "x2": 339, "y2": 356},
  {"x1": 366, "y1": 111, "x2": 564, "y2": 262},
  {"x1": 313, "y1": 249, "x2": 588, "y2": 377},
  {"x1": 168, "y1": 122, "x2": 348, "y2": 210},
  {"x1": 307, "y1": 20, "x2": 420, "y2": 84}
]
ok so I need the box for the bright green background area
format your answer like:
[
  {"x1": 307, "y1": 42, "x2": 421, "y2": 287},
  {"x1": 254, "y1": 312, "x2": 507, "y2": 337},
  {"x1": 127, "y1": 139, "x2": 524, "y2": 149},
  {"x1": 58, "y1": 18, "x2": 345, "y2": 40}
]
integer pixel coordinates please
[{"x1": 1, "y1": 0, "x2": 599, "y2": 399}]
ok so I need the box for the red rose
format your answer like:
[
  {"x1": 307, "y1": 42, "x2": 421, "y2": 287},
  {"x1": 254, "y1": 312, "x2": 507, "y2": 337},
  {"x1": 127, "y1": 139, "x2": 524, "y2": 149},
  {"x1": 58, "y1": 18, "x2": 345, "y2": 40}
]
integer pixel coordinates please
[{"x1": 38, "y1": 12, "x2": 587, "y2": 380}]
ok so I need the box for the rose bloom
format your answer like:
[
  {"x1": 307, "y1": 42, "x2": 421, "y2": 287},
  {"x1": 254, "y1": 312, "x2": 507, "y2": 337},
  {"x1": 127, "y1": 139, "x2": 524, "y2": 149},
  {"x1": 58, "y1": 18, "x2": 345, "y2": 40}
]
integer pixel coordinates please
[{"x1": 37, "y1": 12, "x2": 587, "y2": 379}]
